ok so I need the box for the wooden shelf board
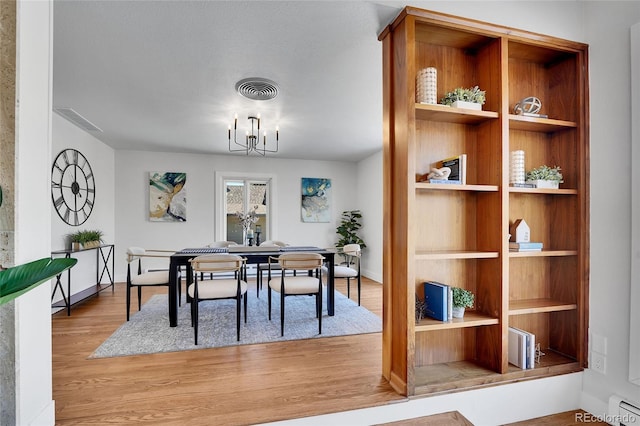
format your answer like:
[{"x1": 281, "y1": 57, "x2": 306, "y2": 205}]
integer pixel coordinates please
[
  {"x1": 416, "y1": 250, "x2": 499, "y2": 260},
  {"x1": 509, "y1": 298, "x2": 578, "y2": 315},
  {"x1": 416, "y1": 182, "x2": 499, "y2": 192},
  {"x1": 415, "y1": 311, "x2": 499, "y2": 332},
  {"x1": 509, "y1": 187, "x2": 578, "y2": 195},
  {"x1": 52, "y1": 283, "x2": 113, "y2": 309},
  {"x1": 413, "y1": 352, "x2": 581, "y2": 396},
  {"x1": 415, "y1": 103, "x2": 499, "y2": 124},
  {"x1": 509, "y1": 250, "x2": 578, "y2": 258},
  {"x1": 508, "y1": 114, "x2": 577, "y2": 132}
]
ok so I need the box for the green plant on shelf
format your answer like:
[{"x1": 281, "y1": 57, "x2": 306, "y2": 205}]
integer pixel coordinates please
[
  {"x1": 440, "y1": 85, "x2": 486, "y2": 106},
  {"x1": 68, "y1": 229, "x2": 104, "y2": 248},
  {"x1": 452, "y1": 287, "x2": 474, "y2": 308},
  {"x1": 526, "y1": 165, "x2": 563, "y2": 182}
]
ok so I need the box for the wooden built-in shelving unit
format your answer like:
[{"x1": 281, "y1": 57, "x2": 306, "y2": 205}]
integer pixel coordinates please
[{"x1": 379, "y1": 7, "x2": 589, "y2": 396}]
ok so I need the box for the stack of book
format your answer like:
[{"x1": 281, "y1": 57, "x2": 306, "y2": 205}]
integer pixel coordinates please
[
  {"x1": 422, "y1": 281, "x2": 453, "y2": 321},
  {"x1": 508, "y1": 326, "x2": 536, "y2": 369},
  {"x1": 509, "y1": 241, "x2": 543, "y2": 252}
]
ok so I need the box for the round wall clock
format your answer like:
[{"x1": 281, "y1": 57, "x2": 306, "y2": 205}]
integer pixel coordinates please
[{"x1": 51, "y1": 148, "x2": 95, "y2": 226}]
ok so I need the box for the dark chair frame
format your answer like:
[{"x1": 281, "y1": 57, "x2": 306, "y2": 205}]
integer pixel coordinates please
[
  {"x1": 267, "y1": 253, "x2": 324, "y2": 336},
  {"x1": 126, "y1": 248, "x2": 176, "y2": 321}
]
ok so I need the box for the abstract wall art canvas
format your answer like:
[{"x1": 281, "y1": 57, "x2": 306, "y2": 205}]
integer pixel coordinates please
[
  {"x1": 301, "y1": 177, "x2": 331, "y2": 223},
  {"x1": 149, "y1": 172, "x2": 187, "y2": 222}
]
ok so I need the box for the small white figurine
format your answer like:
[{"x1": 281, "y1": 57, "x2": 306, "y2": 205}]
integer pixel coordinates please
[{"x1": 426, "y1": 167, "x2": 451, "y2": 180}]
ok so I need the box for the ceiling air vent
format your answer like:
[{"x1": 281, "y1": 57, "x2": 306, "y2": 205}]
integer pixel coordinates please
[
  {"x1": 235, "y1": 78, "x2": 279, "y2": 101},
  {"x1": 53, "y1": 107, "x2": 103, "y2": 132}
]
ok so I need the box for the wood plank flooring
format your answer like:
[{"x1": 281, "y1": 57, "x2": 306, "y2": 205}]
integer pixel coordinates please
[{"x1": 52, "y1": 277, "x2": 403, "y2": 425}]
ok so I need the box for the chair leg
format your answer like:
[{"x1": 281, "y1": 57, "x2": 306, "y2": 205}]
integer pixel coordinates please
[
  {"x1": 357, "y1": 275, "x2": 361, "y2": 306},
  {"x1": 318, "y1": 288, "x2": 323, "y2": 335},
  {"x1": 194, "y1": 299, "x2": 199, "y2": 345},
  {"x1": 268, "y1": 286, "x2": 271, "y2": 320},
  {"x1": 244, "y1": 293, "x2": 248, "y2": 323},
  {"x1": 257, "y1": 267, "x2": 261, "y2": 298},
  {"x1": 137, "y1": 286, "x2": 142, "y2": 311},
  {"x1": 280, "y1": 291, "x2": 285, "y2": 337},
  {"x1": 126, "y1": 283, "x2": 131, "y2": 321},
  {"x1": 236, "y1": 296, "x2": 241, "y2": 341},
  {"x1": 347, "y1": 278, "x2": 351, "y2": 299}
]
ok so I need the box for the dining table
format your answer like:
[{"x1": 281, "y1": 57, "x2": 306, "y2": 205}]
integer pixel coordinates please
[{"x1": 167, "y1": 246, "x2": 336, "y2": 327}]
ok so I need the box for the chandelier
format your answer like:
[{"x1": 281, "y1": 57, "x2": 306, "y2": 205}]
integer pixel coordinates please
[{"x1": 228, "y1": 114, "x2": 279, "y2": 156}]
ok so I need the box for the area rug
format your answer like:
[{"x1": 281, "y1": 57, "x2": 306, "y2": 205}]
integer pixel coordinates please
[{"x1": 90, "y1": 288, "x2": 381, "y2": 358}]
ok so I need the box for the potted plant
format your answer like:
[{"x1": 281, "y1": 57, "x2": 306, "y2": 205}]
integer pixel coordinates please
[
  {"x1": 335, "y1": 210, "x2": 366, "y2": 249},
  {"x1": 68, "y1": 229, "x2": 104, "y2": 250},
  {"x1": 452, "y1": 287, "x2": 474, "y2": 318},
  {"x1": 526, "y1": 165, "x2": 563, "y2": 189},
  {"x1": 440, "y1": 86, "x2": 486, "y2": 110}
]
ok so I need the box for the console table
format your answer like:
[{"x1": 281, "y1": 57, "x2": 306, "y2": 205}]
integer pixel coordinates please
[{"x1": 51, "y1": 244, "x2": 115, "y2": 315}]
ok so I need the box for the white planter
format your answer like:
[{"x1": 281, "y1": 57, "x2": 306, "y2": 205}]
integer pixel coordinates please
[
  {"x1": 451, "y1": 100, "x2": 482, "y2": 110},
  {"x1": 452, "y1": 306, "x2": 465, "y2": 318},
  {"x1": 527, "y1": 179, "x2": 559, "y2": 189}
]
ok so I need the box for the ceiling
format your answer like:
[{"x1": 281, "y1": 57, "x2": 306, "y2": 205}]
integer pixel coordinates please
[{"x1": 53, "y1": 1, "x2": 409, "y2": 162}]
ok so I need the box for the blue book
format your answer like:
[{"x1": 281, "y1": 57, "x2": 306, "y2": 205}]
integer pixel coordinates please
[
  {"x1": 423, "y1": 281, "x2": 449, "y2": 321},
  {"x1": 429, "y1": 179, "x2": 462, "y2": 184},
  {"x1": 509, "y1": 241, "x2": 543, "y2": 251}
]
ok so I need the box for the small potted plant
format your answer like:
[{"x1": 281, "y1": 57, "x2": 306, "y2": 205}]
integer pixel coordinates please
[
  {"x1": 440, "y1": 86, "x2": 486, "y2": 110},
  {"x1": 68, "y1": 229, "x2": 104, "y2": 250},
  {"x1": 452, "y1": 287, "x2": 474, "y2": 318},
  {"x1": 526, "y1": 165, "x2": 563, "y2": 189}
]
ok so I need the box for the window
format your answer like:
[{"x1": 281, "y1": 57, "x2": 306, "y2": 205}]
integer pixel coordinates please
[{"x1": 215, "y1": 172, "x2": 277, "y2": 245}]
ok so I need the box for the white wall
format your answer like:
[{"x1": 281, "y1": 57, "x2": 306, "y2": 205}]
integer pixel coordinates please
[
  {"x1": 14, "y1": 0, "x2": 55, "y2": 424},
  {"x1": 357, "y1": 150, "x2": 382, "y2": 282},
  {"x1": 50, "y1": 113, "x2": 116, "y2": 302},
  {"x1": 580, "y1": 1, "x2": 640, "y2": 413},
  {"x1": 113, "y1": 150, "x2": 360, "y2": 281}
]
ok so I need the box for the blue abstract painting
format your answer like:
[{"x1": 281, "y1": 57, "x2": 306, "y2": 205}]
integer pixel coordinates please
[{"x1": 301, "y1": 177, "x2": 331, "y2": 223}]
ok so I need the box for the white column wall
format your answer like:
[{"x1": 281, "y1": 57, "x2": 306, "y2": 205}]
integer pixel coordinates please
[{"x1": 14, "y1": 0, "x2": 54, "y2": 424}]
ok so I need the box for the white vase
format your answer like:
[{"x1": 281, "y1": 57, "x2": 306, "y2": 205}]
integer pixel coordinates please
[
  {"x1": 451, "y1": 100, "x2": 482, "y2": 110},
  {"x1": 452, "y1": 306, "x2": 465, "y2": 318}
]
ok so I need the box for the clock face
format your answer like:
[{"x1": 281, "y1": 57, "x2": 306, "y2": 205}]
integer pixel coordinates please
[{"x1": 51, "y1": 148, "x2": 95, "y2": 226}]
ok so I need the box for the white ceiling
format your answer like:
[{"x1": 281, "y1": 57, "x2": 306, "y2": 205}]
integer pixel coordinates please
[{"x1": 53, "y1": 1, "x2": 408, "y2": 162}]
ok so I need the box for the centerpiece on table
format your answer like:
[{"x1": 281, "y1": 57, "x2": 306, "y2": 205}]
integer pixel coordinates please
[{"x1": 236, "y1": 205, "x2": 259, "y2": 245}]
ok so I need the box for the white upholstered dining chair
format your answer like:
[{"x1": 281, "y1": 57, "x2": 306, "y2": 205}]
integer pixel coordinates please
[
  {"x1": 188, "y1": 254, "x2": 247, "y2": 344},
  {"x1": 267, "y1": 252, "x2": 325, "y2": 336},
  {"x1": 125, "y1": 247, "x2": 175, "y2": 321}
]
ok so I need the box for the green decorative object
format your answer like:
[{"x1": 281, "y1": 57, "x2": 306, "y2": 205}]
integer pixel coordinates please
[
  {"x1": 526, "y1": 165, "x2": 563, "y2": 182},
  {"x1": 68, "y1": 229, "x2": 104, "y2": 250},
  {"x1": 335, "y1": 210, "x2": 366, "y2": 249},
  {"x1": 0, "y1": 257, "x2": 77, "y2": 305},
  {"x1": 452, "y1": 287, "x2": 474, "y2": 308},
  {"x1": 440, "y1": 85, "x2": 486, "y2": 106}
]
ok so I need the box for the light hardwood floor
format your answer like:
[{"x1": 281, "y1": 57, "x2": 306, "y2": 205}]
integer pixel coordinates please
[{"x1": 52, "y1": 277, "x2": 404, "y2": 425}]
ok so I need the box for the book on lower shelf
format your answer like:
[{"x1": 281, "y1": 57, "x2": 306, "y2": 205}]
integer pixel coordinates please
[
  {"x1": 508, "y1": 326, "x2": 536, "y2": 369},
  {"x1": 509, "y1": 241, "x2": 543, "y2": 252},
  {"x1": 429, "y1": 179, "x2": 462, "y2": 184},
  {"x1": 438, "y1": 154, "x2": 467, "y2": 185},
  {"x1": 423, "y1": 281, "x2": 449, "y2": 322}
]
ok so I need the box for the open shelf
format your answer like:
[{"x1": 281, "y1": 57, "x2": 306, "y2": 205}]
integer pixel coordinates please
[
  {"x1": 415, "y1": 103, "x2": 499, "y2": 124},
  {"x1": 509, "y1": 298, "x2": 578, "y2": 315},
  {"x1": 416, "y1": 250, "x2": 499, "y2": 260},
  {"x1": 509, "y1": 250, "x2": 578, "y2": 258},
  {"x1": 414, "y1": 351, "x2": 581, "y2": 396},
  {"x1": 508, "y1": 114, "x2": 577, "y2": 132},
  {"x1": 509, "y1": 187, "x2": 578, "y2": 195},
  {"x1": 416, "y1": 182, "x2": 499, "y2": 192},
  {"x1": 416, "y1": 311, "x2": 499, "y2": 332},
  {"x1": 52, "y1": 283, "x2": 113, "y2": 310}
]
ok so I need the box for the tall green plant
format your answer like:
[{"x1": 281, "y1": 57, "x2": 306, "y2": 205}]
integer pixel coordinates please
[
  {"x1": 0, "y1": 257, "x2": 77, "y2": 305},
  {"x1": 335, "y1": 210, "x2": 366, "y2": 248}
]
